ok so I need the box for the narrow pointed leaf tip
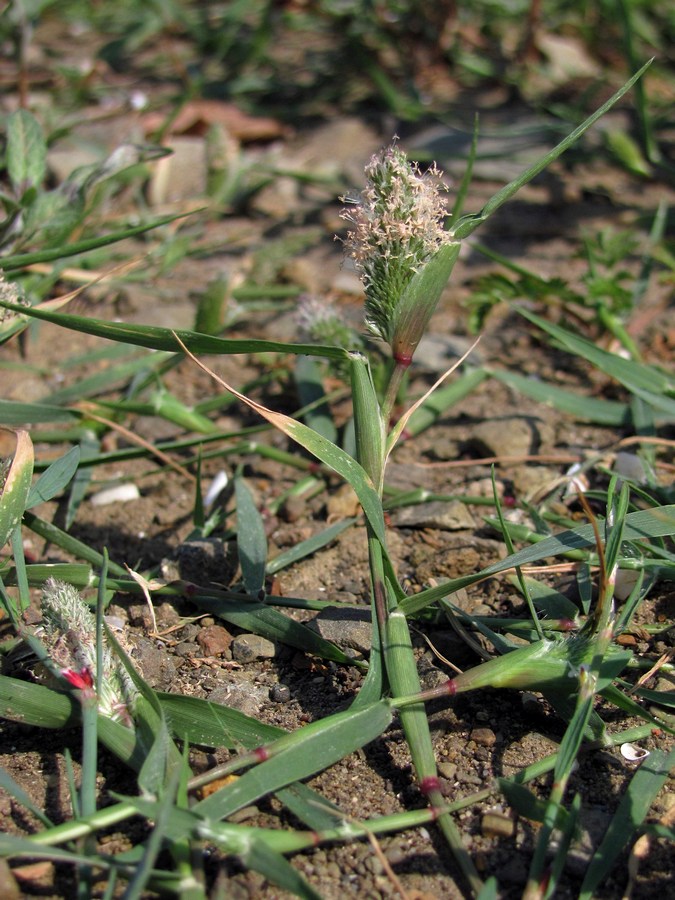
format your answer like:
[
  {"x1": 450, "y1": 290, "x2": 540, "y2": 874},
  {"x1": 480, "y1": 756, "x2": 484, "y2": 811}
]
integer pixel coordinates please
[{"x1": 0, "y1": 429, "x2": 34, "y2": 549}]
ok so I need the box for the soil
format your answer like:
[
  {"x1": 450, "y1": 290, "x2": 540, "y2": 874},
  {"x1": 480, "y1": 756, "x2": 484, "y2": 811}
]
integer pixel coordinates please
[{"x1": 1, "y1": 14, "x2": 674, "y2": 900}]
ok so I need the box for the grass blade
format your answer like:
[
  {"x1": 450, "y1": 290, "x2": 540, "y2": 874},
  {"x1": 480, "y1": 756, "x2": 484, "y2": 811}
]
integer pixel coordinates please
[
  {"x1": 491, "y1": 369, "x2": 630, "y2": 426},
  {"x1": 178, "y1": 339, "x2": 388, "y2": 546},
  {"x1": 294, "y1": 354, "x2": 338, "y2": 443},
  {"x1": 192, "y1": 594, "x2": 362, "y2": 667},
  {"x1": 0, "y1": 768, "x2": 54, "y2": 828},
  {"x1": 516, "y1": 308, "x2": 675, "y2": 413},
  {"x1": 0, "y1": 211, "x2": 193, "y2": 271},
  {"x1": 0, "y1": 298, "x2": 349, "y2": 361},
  {"x1": 400, "y1": 505, "x2": 675, "y2": 615},
  {"x1": 0, "y1": 430, "x2": 34, "y2": 553},
  {"x1": 193, "y1": 701, "x2": 392, "y2": 820},
  {"x1": 240, "y1": 837, "x2": 323, "y2": 900},
  {"x1": 452, "y1": 61, "x2": 652, "y2": 240},
  {"x1": 26, "y1": 446, "x2": 80, "y2": 508},
  {"x1": 579, "y1": 746, "x2": 675, "y2": 898},
  {"x1": 234, "y1": 475, "x2": 268, "y2": 596},
  {"x1": 0, "y1": 400, "x2": 79, "y2": 424},
  {"x1": 157, "y1": 691, "x2": 284, "y2": 748},
  {"x1": 266, "y1": 518, "x2": 356, "y2": 575}
]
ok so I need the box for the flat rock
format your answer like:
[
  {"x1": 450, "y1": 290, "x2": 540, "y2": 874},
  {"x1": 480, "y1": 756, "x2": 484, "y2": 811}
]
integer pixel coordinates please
[
  {"x1": 208, "y1": 682, "x2": 268, "y2": 719},
  {"x1": 390, "y1": 500, "x2": 475, "y2": 531},
  {"x1": 132, "y1": 637, "x2": 177, "y2": 690},
  {"x1": 469, "y1": 417, "x2": 539, "y2": 459},
  {"x1": 231, "y1": 633, "x2": 277, "y2": 662},
  {"x1": 308, "y1": 607, "x2": 372, "y2": 654}
]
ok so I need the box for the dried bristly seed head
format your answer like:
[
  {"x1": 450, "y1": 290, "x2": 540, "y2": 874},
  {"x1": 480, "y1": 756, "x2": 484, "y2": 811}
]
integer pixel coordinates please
[
  {"x1": 0, "y1": 270, "x2": 27, "y2": 322},
  {"x1": 340, "y1": 143, "x2": 454, "y2": 351},
  {"x1": 295, "y1": 295, "x2": 363, "y2": 352},
  {"x1": 40, "y1": 578, "x2": 137, "y2": 725}
]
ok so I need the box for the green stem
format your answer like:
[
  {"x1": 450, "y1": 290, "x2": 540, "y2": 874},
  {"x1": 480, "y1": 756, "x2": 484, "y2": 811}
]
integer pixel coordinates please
[{"x1": 380, "y1": 359, "x2": 409, "y2": 429}]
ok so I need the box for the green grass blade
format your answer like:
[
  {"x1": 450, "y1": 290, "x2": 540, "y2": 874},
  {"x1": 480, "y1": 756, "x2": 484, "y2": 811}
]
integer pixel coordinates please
[
  {"x1": 0, "y1": 297, "x2": 349, "y2": 361},
  {"x1": 448, "y1": 115, "x2": 479, "y2": 226},
  {"x1": 6, "y1": 109, "x2": 47, "y2": 191},
  {"x1": 491, "y1": 369, "x2": 630, "y2": 425},
  {"x1": 25, "y1": 446, "x2": 80, "y2": 508},
  {"x1": 294, "y1": 354, "x2": 338, "y2": 443},
  {"x1": 65, "y1": 432, "x2": 99, "y2": 529},
  {"x1": 137, "y1": 717, "x2": 177, "y2": 799},
  {"x1": 124, "y1": 760, "x2": 186, "y2": 900},
  {"x1": 0, "y1": 675, "x2": 150, "y2": 770},
  {"x1": 0, "y1": 400, "x2": 79, "y2": 424},
  {"x1": 181, "y1": 345, "x2": 389, "y2": 548},
  {"x1": 400, "y1": 505, "x2": 675, "y2": 615},
  {"x1": 157, "y1": 691, "x2": 284, "y2": 748},
  {"x1": 22, "y1": 511, "x2": 129, "y2": 577},
  {"x1": 240, "y1": 837, "x2": 323, "y2": 900},
  {"x1": 192, "y1": 594, "x2": 361, "y2": 667},
  {"x1": 579, "y1": 746, "x2": 675, "y2": 898},
  {"x1": 42, "y1": 353, "x2": 173, "y2": 406},
  {"x1": 452, "y1": 61, "x2": 653, "y2": 239},
  {"x1": 0, "y1": 675, "x2": 80, "y2": 728},
  {"x1": 194, "y1": 701, "x2": 392, "y2": 821},
  {"x1": 516, "y1": 309, "x2": 675, "y2": 407},
  {"x1": 0, "y1": 430, "x2": 33, "y2": 552},
  {"x1": 234, "y1": 475, "x2": 268, "y2": 596},
  {"x1": 273, "y1": 783, "x2": 344, "y2": 831},
  {"x1": 0, "y1": 767, "x2": 54, "y2": 828},
  {"x1": 5, "y1": 562, "x2": 93, "y2": 588},
  {"x1": 266, "y1": 518, "x2": 356, "y2": 575},
  {"x1": 0, "y1": 832, "x2": 113, "y2": 867},
  {"x1": 157, "y1": 694, "x2": 344, "y2": 833},
  {"x1": 405, "y1": 367, "x2": 489, "y2": 436},
  {"x1": 0, "y1": 211, "x2": 193, "y2": 271}
]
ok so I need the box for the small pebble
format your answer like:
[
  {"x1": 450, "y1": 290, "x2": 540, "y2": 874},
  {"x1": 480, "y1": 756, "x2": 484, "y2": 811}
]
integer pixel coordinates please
[
  {"x1": 174, "y1": 641, "x2": 199, "y2": 658},
  {"x1": 482, "y1": 812, "x2": 515, "y2": 838},
  {"x1": 457, "y1": 771, "x2": 482, "y2": 786},
  {"x1": 90, "y1": 483, "x2": 140, "y2": 506},
  {"x1": 384, "y1": 840, "x2": 407, "y2": 866},
  {"x1": 437, "y1": 761, "x2": 457, "y2": 781},
  {"x1": 197, "y1": 625, "x2": 233, "y2": 657},
  {"x1": 470, "y1": 727, "x2": 497, "y2": 747},
  {"x1": 269, "y1": 683, "x2": 291, "y2": 703},
  {"x1": 231, "y1": 633, "x2": 276, "y2": 662}
]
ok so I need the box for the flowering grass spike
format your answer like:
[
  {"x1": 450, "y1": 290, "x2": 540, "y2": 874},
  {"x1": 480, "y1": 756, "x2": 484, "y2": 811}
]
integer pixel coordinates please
[
  {"x1": 40, "y1": 578, "x2": 137, "y2": 726},
  {"x1": 342, "y1": 143, "x2": 458, "y2": 364}
]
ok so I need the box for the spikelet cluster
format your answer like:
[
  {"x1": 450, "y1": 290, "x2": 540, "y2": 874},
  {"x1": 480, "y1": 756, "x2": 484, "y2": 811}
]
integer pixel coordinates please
[
  {"x1": 40, "y1": 578, "x2": 137, "y2": 726},
  {"x1": 341, "y1": 144, "x2": 452, "y2": 347}
]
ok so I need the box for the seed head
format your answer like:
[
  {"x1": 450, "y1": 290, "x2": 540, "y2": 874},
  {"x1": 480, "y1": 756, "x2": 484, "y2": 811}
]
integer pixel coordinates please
[
  {"x1": 341, "y1": 143, "x2": 455, "y2": 360},
  {"x1": 296, "y1": 295, "x2": 363, "y2": 352},
  {"x1": 40, "y1": 578, "x2": 137, "y2": 726},
  {"x1": 0, "y1": 270, "x2": 26, "y2": 322}
]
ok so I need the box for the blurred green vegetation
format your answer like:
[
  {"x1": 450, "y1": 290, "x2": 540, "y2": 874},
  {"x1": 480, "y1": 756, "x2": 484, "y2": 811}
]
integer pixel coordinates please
[{"x1": 3, "y1": 0, "x2": 673, "y2": 122}]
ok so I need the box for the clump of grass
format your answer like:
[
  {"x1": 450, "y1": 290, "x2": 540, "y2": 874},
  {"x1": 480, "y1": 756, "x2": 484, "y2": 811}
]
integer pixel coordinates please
[{"x1": 0, "y1": 60, "x2": 673, "y2": 900}]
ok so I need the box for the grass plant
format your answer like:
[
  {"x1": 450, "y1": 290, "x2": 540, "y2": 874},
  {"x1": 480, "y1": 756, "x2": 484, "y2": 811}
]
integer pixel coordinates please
[{"x1": 0, "y1": 52, "x2": 673, "y2": 900}]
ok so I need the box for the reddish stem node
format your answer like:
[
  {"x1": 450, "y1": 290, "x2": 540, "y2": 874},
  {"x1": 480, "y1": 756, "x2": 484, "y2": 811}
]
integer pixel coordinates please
[
  {"x1": 393, "y1": 352, "x2": 413, "y2": 368},
  {"x1": 419, "y1": 775, "x2": 441, "y2": 796}
]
